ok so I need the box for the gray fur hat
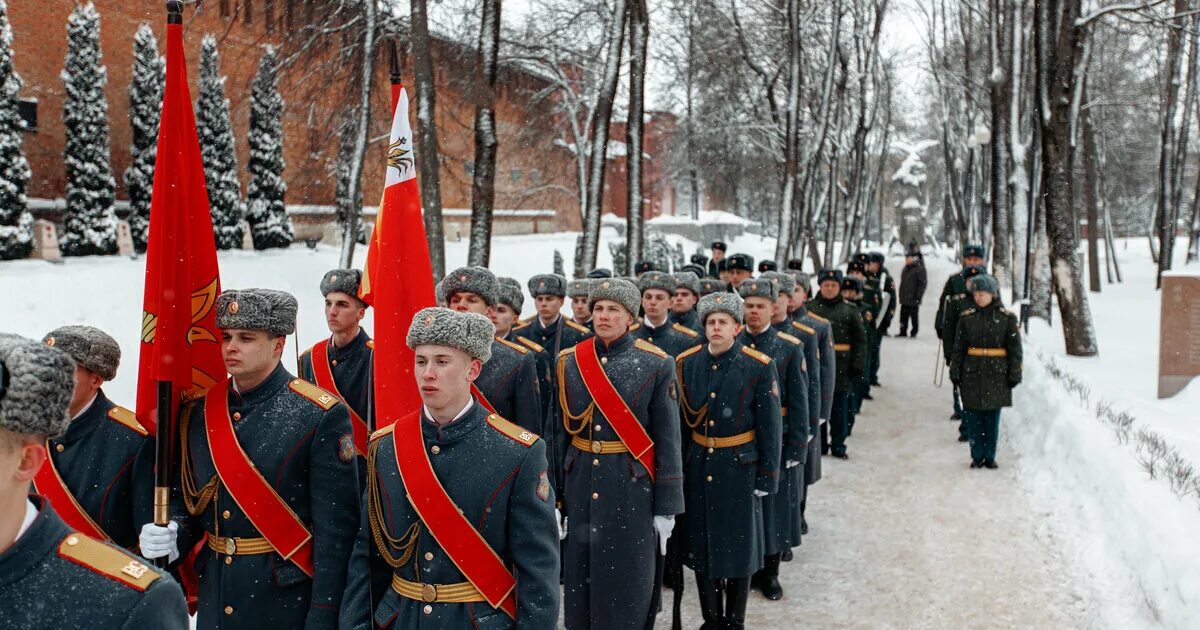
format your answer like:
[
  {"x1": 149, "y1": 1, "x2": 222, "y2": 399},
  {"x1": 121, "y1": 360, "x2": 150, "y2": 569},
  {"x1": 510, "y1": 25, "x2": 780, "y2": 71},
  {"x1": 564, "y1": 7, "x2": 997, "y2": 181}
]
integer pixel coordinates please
[
  {"x1": 637, "y1": 271, "x2": 676, "y2": 295},
  {"x1": 216, "y1": 289, "x2": 298, "y2": 336},
  {"x1": 42, "y1": 325, "x2": 120, "y2": 381},
  {"x1": 406, "y1": 307, "x2": 494, "y2": 363},
  {"x1": 673, "y1": 271, "x2": 701, "y2": 297},
  {"x1": 440, "y1": 266, "x2": 500, "y2": 306},
  {"x1": 0, "y1": 334, "x2": 75, "y2": 437},
  {"x1": 498, "y1": 276, "x2": 522, "y2": 291},
  {"x1": 497, "y1": 282, "x2": 525, "y2": 315},
  {"x1": 758, "y1": 271, "x2": 795, "y2": 296},
  {"x1": 698, "y1": 278, "x2": 724, "y2": 296},
  {"x1": 528, "y1": 274, "x2": 567, "y2": 298},
  {"x1": 319, "y1": 269, "x2": 364, "y2": 302},
  {"x1": 739, "y1": 277, "x2": 778, "y2": 302},
  {"x1": 698, "y1": 292, "x2": 744, "y2": 325},
  {"x1": 970, "y1": 274, "x2": 1000, "y2": 297},
  {"x1": 567, "y1": 279, "x2": 592, "y2": 299},
  {"x1": 787, "y1": 271, "x2": 812, "y2": 296},
  {"x1": 588, "y1": 278, "x2": 641, "y2": 317}
]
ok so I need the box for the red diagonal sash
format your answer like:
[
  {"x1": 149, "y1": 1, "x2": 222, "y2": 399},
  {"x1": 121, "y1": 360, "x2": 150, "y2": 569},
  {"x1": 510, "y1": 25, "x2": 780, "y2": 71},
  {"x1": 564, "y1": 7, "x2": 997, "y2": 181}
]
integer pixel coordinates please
[
  {"x1": 33, "y1": 453, "x2": 108, "y2": 541},
  {"x1": 574, "y1": 338, "x2": 656, "y2": 480},
  {"x1": 204, "y1": 381, "x2": 314, "y2": 576},
  {"x1": 392, "y1": 410, "x2": 516, "y2": 618},
  {"x1": 470, "y1": 383, "x2": 498, "y2": 414},
  {"x1": 309, "y1": 340, "x2": 369, "y2": 456}
]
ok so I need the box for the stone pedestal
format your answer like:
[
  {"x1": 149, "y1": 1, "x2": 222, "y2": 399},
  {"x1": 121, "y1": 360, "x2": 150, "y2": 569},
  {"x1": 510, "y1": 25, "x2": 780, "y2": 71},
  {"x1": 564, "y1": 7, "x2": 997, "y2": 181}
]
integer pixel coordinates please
[
  {"x1": 1158, "y1": 272, "x2": 1200, "y2": 399},
  {"x1": 30, "y1": 220, "x2": 61, "y2": 261},
  {"x1": 115, "y1": 220, "x2": 135, "y2": 256}
]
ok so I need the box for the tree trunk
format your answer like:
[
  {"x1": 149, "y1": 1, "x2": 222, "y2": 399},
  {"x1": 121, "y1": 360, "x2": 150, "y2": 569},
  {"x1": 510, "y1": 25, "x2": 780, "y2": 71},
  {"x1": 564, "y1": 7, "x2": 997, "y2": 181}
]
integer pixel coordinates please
[
  {"x1": 467, "y1": 0, "x2": 501, "y2": 267},
  {"x1": 625, "y1": 0, "x2": 648, "y2": 273},
  {"x1": 411, "y1": 0, "x2": 445, "y2": 280},
  {"x1": 990, "y1": 0, "x2": 1012, "y2": 289},
  {"x1": 1010, "y1": 0, "x2": 1031, "y2": 295},
  {"x1": 338, "y1": 0, "x2": 377, "y2": 269},
  {"x1": 774, "y1": 0, "x2": 803, "y2": 265},
  {"x1": 1082, "y1": 83, "x2": 1102, "y2": 293},
  {"x1": 1154, "y1": 0, "x2": 1189, "y2": 286},
  {"x1": 1034, "y1": 0, "x2": 1097, "y2": 355}
]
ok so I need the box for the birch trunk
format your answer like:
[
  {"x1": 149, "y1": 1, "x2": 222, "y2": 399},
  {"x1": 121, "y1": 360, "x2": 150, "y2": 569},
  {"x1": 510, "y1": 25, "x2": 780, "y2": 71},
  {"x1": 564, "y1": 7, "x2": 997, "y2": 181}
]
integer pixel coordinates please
[
  {"x1": 411, "y1": 0, "x2": 445, "y2": 280},
  {"x1": 338, "y1": 0, "x2": 377, "y2": 269},
  {"x1": 625, "y1": 0, "x2": 648, "y2": 271},
  {"x1": 467, "y1": 0, "x2": 501, "y2": 267}
]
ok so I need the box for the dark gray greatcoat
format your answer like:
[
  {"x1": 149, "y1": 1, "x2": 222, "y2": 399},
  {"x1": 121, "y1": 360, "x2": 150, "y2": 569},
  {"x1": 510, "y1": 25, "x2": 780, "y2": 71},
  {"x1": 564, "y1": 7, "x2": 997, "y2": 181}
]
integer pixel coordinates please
[
  {"x1": 950, "y1": 303, "x2": 1023, "y2": 410},
  {"x1": 474, "y1": 338, "x2": 544, "y2": 435},
  {"x1": 630, "y1": 319, "x2": 702, "y2": 357}
]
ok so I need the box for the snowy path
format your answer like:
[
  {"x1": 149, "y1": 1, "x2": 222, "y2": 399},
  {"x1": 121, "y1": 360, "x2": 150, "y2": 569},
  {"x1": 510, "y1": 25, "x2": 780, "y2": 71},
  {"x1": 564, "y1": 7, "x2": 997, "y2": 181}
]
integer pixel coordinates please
[{"x1": 672, "y1": 268, "x2": 1096, "y2": 629}]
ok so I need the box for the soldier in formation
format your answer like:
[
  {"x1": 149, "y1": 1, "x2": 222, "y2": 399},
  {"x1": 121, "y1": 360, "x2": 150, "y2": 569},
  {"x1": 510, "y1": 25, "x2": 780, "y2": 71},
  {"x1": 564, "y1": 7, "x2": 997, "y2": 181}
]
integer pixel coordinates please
[
  {"x1": 866, "y1": 252, "x2": 896, "y2": 387},
  {"x1": 936, "y1": 247, "x2": 988, "y2": 441},
  {"x1": 807, "y1": 270, "x2": 866, "y2": 460},
  {"x1": 568, "y1": 278, "x2": 594, "y2": 331},
  {"x1": 707, "y1": 241, "x2": 727, "y2": 278},
  {"x1": 670, "y1": 271, "x2": 703, "y2": 332},
  {"x1": 631, "y1": 271, "x2": 701, "y2": 356}
]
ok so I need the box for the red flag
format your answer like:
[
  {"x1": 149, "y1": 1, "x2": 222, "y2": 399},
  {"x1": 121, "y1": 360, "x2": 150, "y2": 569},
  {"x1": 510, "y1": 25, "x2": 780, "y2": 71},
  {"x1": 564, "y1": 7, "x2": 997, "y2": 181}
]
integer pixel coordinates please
[
  {"x1": 360, "y1": 84, "x2": 435, "y2": 427},
  {"x1": 135, "y1": 20, "x2": 224, "y2": 435}
]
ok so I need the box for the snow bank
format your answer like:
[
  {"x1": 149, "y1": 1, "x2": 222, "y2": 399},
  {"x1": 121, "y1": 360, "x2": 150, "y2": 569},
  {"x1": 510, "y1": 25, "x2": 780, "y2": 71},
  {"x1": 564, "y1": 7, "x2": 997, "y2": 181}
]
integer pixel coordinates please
[{"x1": 646, "y1": 209, "x2": 758, "y2": 227}]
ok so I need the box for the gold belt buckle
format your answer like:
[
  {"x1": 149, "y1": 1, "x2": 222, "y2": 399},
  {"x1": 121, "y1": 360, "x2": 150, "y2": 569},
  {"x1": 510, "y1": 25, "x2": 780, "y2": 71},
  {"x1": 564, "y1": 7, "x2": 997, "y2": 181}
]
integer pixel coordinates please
[
  {"x1": 224, "y1": 538, "x2": 236, "y2": 555},
  {"x1": 421, "y1": 584, "x2": 437, "y2": 603},
  {"x1": 591, "y1": 440, "x2": 603, "y2": 454},
  {"x1": 706, "y1": 437, "x2": 717, "y2": 448}
]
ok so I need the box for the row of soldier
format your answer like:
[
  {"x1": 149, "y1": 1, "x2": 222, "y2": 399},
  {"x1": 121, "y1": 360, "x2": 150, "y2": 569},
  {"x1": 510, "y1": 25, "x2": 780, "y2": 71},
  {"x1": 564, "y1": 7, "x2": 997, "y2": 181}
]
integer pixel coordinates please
[{"x1": 0, "y1": 242, "x2": 903, "y2": 629}]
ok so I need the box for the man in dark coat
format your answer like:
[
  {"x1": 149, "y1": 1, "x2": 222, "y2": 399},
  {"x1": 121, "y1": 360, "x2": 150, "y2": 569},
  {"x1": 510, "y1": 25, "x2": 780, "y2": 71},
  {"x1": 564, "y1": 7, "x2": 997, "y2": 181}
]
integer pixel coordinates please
[
  {"x1": 677, "y1": 292, "x2": 781, "y2": 630},
  {"x1": 707, "y1": 241, "x2": 727, "y2": 278},
  {"x1": 631, "y1": 271, "x2": 702, "y2": 357},
  {"x1": 670, "y1": 271, "x2": 703, "y2": 332},
  {"x1": 558, "y1": 279, "x2": 684, "y2": 630},
  {"x1": 936, "y1": 244, "x2": 987, "y2": 425},
  {"x1": 950, "y1": 275, "x2": 1023, "y2": 469},
  {"x1": 807, "y1": 270, "x2": 866, "y2": 459},
  {"x1": 737, "y1": 280, "x2": 807, "y2": 601},
  {"x1": 36, "y1": 326, "x2": 150, "y2": 550},
  {"x1": 726, "y1": 253, "x2": 755, "y2": 289},
  {"x1": 514, "y1": 273, "x2": 592, "y2": 357},
  {"x1": 898, "y1": 249, "x2": 928, "y2": 337},
  {"x1": 139, "y1": 289, "x2": 361, "y2": 629},
  {"x1": 339, "y1": 308, "x2": 560, "y2": 629},
  {"x1": 847, "y1": 261, "x2": 878, "y2": 407},
  {"x1": 787, "y1": 271, "x2": 834, "y2": 496},
  {"x1": 866, "y1": 252, "x2": 895, "y2": 387},
  {"x1": 568, "y1": 278, "x2": 594, "y2": 331}
]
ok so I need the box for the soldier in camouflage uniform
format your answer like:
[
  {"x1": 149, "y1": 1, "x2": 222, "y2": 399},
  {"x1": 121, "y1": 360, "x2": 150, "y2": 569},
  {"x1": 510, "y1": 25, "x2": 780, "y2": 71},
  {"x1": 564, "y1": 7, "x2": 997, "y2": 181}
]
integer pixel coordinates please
[
  {"x1": 631, "y1": 271, "x2": 702, "y2": 357},
  {"x1": 807, "y1": 270, "x2": 866, "y2": 460}
]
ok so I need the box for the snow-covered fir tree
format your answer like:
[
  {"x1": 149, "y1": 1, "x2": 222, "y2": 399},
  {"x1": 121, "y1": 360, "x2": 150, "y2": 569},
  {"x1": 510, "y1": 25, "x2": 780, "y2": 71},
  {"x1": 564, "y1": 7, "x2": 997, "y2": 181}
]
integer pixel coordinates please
[
  {"x1": 245, "y1": 46, "x2": 291, "y2": 249},
  {"x1": 0, "y1": 0, "x2": 31, "y2": 261},
  {"x1": 196, "y1": 35, "x2": 243, "y2": 249},
  {"x1": 124, "y1": 23, "x2": 163, "y2": 253},
  {"x1": 59, "y1": 2, "x2": 117, "y2": 256}
]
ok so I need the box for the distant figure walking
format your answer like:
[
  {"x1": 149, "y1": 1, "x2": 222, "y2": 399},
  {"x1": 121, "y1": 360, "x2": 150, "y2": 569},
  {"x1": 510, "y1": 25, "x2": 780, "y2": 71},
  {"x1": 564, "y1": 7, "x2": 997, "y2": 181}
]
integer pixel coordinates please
[{"x1": 897, "y1": 247, "x2": 927, "y2": 337}]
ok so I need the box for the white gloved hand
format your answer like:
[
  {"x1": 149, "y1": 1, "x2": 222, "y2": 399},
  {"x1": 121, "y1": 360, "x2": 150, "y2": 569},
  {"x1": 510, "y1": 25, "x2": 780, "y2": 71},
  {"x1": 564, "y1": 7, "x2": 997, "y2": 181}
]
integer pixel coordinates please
[
  {"x1": 139, "y1": 521, "x2": 179, "y2": 564},
  {"x1": 653, "y1": 515, "x2": 675, "y2": 555},
  {"x1": 753, "y1": 489, "x2": 769, "y2": 497},
  {"x1": 786, "y1": 459, "x2": 800, "y2": 468},
  {"x1": 555, "y1": 509, "x2": 568, "y2": 540}
]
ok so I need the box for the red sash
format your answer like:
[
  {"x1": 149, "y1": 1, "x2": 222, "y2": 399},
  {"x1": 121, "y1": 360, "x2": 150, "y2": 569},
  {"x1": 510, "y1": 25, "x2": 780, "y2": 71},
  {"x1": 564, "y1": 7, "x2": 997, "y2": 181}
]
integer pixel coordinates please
[
  {"x1": 574, "y1": 338, "x2": 656, "y2": 480},
  {"x1": 392, "y1": 410, "x2": 517, "y2": 618},
  {"x1": 204, "y1": 381, "x2": 315, "y2": 576},
  {"x1": 309, "y1": 340, "x2": 369, "y2": 457},
  {"x1": 33, "y1": 454, "x2": 108, "y2": 541},
  {"x1": 470, "y1": 383, "x2": 498, "y2": 414}
]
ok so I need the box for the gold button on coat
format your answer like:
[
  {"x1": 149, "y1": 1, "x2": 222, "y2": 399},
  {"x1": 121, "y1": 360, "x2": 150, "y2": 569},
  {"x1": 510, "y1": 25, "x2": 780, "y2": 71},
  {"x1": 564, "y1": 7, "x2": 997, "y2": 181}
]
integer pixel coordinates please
[
  {"x1": 710, "y1": 392, "x2": 716, "y2": 399},
  {"x1": 431, "y1": 445, "x2": 441, "y2": 455},
  {"x1": 423, "y1": 605, "x2": 433, "y2": 614},
  {"x1": 224, "y1": 606, "x2": 233, "y2": 615},
  {"x1": 706, "y1": 475, "x2": 713, "y2": 482},
  {"x1": 233, "y1": 412, "x2": 241, "y2": 421},
  {"x1": 55, "y1": 444, "x2": 64, "y2": 453},
  {"x1": 222, "y1": 510, "x2": 231, "y2": 519},
  {"x1": 424, "y1": 552, "x2": 434, "y2": 561},
  {"x1": 592, "y1": 492, "x2": 599, "y2": 500}
]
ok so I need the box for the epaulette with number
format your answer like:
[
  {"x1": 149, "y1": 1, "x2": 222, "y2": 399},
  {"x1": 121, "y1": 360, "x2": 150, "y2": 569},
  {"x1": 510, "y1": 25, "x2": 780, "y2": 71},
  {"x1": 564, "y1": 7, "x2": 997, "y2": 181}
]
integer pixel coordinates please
[
  {"x1": 486, "y1": 414, "x2": 539, "y2": 448},
  {"x1": 807, "y1": 313, "x2": 829, "y2": 323},
  {"x1": 740, "y1": 345, "x2": 772, "y2": 365},
  {"x1": 777, "y1": 332, "x2": 801, "y2": 345},
  {"x1": 57, "y1": 533, "x2": 163, "y2": 591},
  {"x1": 496, "y1": 337, "x2": 529, "y2": 354},
  {"x1": 369, "y1": 422, "x2": 396, "y2": 442},
  {"x1": 672, "y1": 323, "x2": 700, "y2": 338},
  {"x1": 565, "y1": 319, "x2": 591, "y2": 334},
  {"x1": 288, "y1": 379, "x2": 339, "y2": 410},
  {"x1": 634, "y1": 338, "x2": 668, "y2": 358},
  {"x1": 516, "y1": 337, "x2": 545, "y2": 354},
  {"x1": 676, "y1": 344, "x2": 703, "y2": 363},
  {"x1": 106, "y1": 405, "x2": 148, "y2": 437},
  {"x1": 792, "y1": 321, "x2": 816, "y2": 335}
]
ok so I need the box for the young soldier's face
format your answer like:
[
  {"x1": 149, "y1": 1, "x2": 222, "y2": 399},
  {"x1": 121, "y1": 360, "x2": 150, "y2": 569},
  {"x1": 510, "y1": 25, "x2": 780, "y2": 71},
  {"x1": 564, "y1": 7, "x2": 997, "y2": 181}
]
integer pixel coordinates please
[
  {"x1": 772, "y1": 293, "x2": 791, "y2": 322},
  {"x1": 705, "y1": 312, "x2": 740, "y2": 346},
  {"x1": 325, "y1": 292, "x2": 366, "y2": 335},
  {"x1": 68, "y1": 365, "x2": 104, "y2": 418},
  {"x1": 790, "y1": 287, "x2": 808, "y2": 311},
  {"x1": 535, "y1": 296, "x2": 564, "y2": 322},
  {"x1": 973, "y1": 290, "x2": 994, "y2": 308},
  {"x1": 819, "y1": 281, "x2": 841, "y2": 300},
  {"x1": 743, "y1": 297, "x2": 773, "y2": 329},
  {"x1": 642, "y1": 289, "x2": 671, "y2": 321},
  {"x1": 491, "y1": 304, "x2": 518, "y2": 336},
  {"x1": 964, "y1": 256, "x2": 984, "y2": 268},
  {"x1": 711, "y1": 248, "x2": 725, "y2": 261},
  {"x1": 868, "y1": 261, "x2": 881, "y2": 273},
  {"x1": 449, "y1": 292, "x2": 493, "y2": 317},
  {"x1": 571, "y1": 296, "x2": 591, "y2": 321},
  {"x1": 729, "y1": 269, "x2": 751, "y2": 287},
  {"x1": 221, "y1": 329, "x2": 285, "y2": 380},
  {"x1": 719, "y1": 270, "x2": 731, "y2": 283},
  {"x1": 842, "y1": 289, "x2": 858, "y2": 301},
  {"x1": 671, "y1": 288, "x2": 698, "y2": 313},
  {"x1": 592, "y1": 300, "x2": 632, "y2": 342},
  {"x1": 414, "y1": 346, "x2": 481, "y2": 410}
]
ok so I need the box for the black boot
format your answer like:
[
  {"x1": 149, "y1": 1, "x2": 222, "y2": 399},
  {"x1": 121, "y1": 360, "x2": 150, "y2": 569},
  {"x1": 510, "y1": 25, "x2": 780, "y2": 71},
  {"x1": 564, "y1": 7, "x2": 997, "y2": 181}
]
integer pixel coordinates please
[
  {"x1": 724, "y1": 577, "x2": 751, "y2": 630},
  {"x1": 755, "y1": 554, "x2": 783, "y2": 600},
  {"x1": 695, "y1": 573, "x2": 723, "y2": 630}
]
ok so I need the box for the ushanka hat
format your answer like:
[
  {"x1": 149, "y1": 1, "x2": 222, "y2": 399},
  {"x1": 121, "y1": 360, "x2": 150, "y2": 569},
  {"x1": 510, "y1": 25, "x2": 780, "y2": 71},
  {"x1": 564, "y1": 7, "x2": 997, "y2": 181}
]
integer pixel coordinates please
[
  {"x1": 970, "y1": 274, "x2": 1000, "y2": 297},
  {"x1": 817, "y1": 269, "x2": 843, "y2": 285},
  {"x1": 698, "y1": 292, "x2": 744, "y2": 324},
  {"x1": 698, "y1": 278, "x2": 725, "y2": 296},
  {"x1": 690, "y1": 254, "x2": 708, "y2": 266},
  {"x1": 528, "y1": 274, "x2": 567, "y2": 298},
  {"x1": 847, "y1": 260, "x2": 867, "y2": 274},
  {"x1": 673, "y1": 271, "x2": 701, "y2": 297},
  {"x1": 634, "y1": 261, "x2": 656, "y2": 275},
  {"x1": 406, "y1": 307, "x2": 494, "y2": 363},
  {"x1": 440, "y1": 266, "x2": 500, "y2": 306},
  {"x1": 964, "y1": 244, "x2": 986, "y2": 259},
  {"x1": 496, "y1": 281, "x2": 525, "y2": 315},
  {"x1": 0, "y1": 334, "x2": 75, "y2": 437},
  {"x1": 841, "y1": 276, "x2": 864, "y2": 293},
  {"x1": 567, "y1": 279, "x2": 592, "y2": 299},
  {"x1": 42, "y1": 325, "x2": 120, "y2": 381},
  {"x1": 711, "y1": 241, "x2": 727, "y2": 252},
  {"x1": 216, "y1": 289, "x2": 297, "y2": 336},
  {"x1": 726, "y1": 253, "x2": 754, "y2": 273},
  {"x1": 738, "y1": 277, "x2": 778, "y2": 302},
  {"x1": 637, "y1": 271, "x2": 676, "y2": 295},
  {"x1": 788, "y1": 271, "x2": 812, "y2": 296},
  {"x1": 868, "y1": 252, "x2": 886, "y2": 264},
  {"x1": 586, "y1": 268, "x2": 613, "y2": 279},
  {"x1": 588, "y1": 278, "x2": 641, "y2": 317},
  {"x1": 319, "y1": 269, "x2": 364, "y2": 302},
  {"x1": 758, "y1": 271, "x2": 795, "y2": 296},
  {"x1": 757, "y1": 260, "x2": 778, "y2": 273},
  {"x1": 786, "y1": 259, "x2": 805, "y2": 271}
]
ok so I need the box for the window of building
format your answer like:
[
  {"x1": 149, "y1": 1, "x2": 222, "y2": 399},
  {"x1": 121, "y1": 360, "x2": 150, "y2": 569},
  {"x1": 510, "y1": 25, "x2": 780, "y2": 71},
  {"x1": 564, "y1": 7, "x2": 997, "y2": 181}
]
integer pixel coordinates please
[
  {"x1": 220, "y1": 0, "x2": 231, "y2": 17},
  {"x1": 465, "y1": 161, "x2": 475, "y2": 177},
  {"x1": 530, "y1": 169, "x2": 542, "y2": 186},
  {"x1": 17, "y1": 99, "x2": 36, "y2": 132},
  {"x1": 244, "y1": 0, "x2": 253, "y2": 24},
  {"x1": 511, "y1": 168, "x2": 521, "y2": 183}
]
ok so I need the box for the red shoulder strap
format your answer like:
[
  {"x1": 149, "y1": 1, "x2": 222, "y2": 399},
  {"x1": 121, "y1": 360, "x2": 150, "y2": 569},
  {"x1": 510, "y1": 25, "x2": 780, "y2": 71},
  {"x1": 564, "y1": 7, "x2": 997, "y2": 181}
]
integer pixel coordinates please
[
  {"x1": 470, "y1": 383, "x2": 498, "y2": 415},
  {"x1": 33, "y1": 453, "x2": 108, "y2": 541},
  {"x1": 204, "y1": 381, "x2": 315, "y2": 577},
  {"x1": 392, "y1": 410, "x2": 516, "y2": 618},
  {"x1": 574, "y1": 338, "x2": 656, "y2": 480},
  {"x1": 310, "y1": 340, "x2": 368, "y2": 457}
]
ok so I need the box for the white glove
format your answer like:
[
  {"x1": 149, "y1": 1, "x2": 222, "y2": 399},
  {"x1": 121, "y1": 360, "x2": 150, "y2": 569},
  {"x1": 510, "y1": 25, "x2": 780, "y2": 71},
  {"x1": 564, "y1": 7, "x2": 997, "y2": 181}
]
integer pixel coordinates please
[
  {"x1": 139, "y1": 521, "x2": 179, "y2": 564},
  {"x1": 753, "y1": 489, "x2": 769, "y2": 497},
  {"x1": 653, "y1": 515, "x2": 675, "y2": 555},
  {"x1": 786, "y1": 459, "x2": 800, "y2": 468},
  {"x1": 555, "y1": 509, "x2": 568, "y2": 540}
]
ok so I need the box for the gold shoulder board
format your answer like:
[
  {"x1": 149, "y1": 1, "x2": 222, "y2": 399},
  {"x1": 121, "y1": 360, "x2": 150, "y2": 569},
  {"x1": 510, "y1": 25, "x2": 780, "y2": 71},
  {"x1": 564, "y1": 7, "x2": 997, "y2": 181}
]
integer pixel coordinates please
[
  {"x1": 628, "y1": 322, "x2": 642, "y2": 332},
  {"x1": 676, "y1": 344, "x2": 704, "y2": 363},
  {"x1": 370, "y1": 422, "x2": 397, "y2": 442},
  {"x1": 57, "y1": 534, "x2": 162, "y2": 592},
  {"x1": 366, "y1": 339, "x2": 375, "y2": 350},
  {"x1": 741, "y1": 346, "x2": 772, "y2": 365},
  {"x1": 962, "y1": 308, "x2": 977, "y2": 317},
  {"x1": 486, "y1": 414, "x2": 538, "y2": 447},
  {"x1": 289, "y1": 379, "x2": 339, "y2": 410},
  {"x1": 107, "y1": 406, "x2": 148, "y2": 437},
  {"x1": 517, "y1": 337, "x2": 545, "y2": 353},
  {"x1": 634, "y1": 338, "x2": 669, "y2": 358},
  {"x1": 777, "y1": 332, "x2": 801, "y2": 345},
  {"x1": 672, "y1": 323, "x2": 700, "y2": 338},
  {"x1": 791, "y1": 321, "x2": 816, "y2": 335},
  {"x1": 496, "y1": 337, "x2": 529, "y2": 354},
  {"x1": 565, "y1": 319, "x2": 591, "y2": 334},
  {"x1": 807, "y1": 313, "x2": 829, "y2": 323}
]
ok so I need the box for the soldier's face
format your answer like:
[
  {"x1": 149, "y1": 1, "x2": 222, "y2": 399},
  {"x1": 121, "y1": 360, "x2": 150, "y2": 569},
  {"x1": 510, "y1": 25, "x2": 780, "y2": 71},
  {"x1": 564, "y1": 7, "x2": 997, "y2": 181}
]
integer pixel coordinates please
[
  {"x1": 964, "y1": 256, "x2": 984, "y2": 268},
  {"x1": 535, "y1": 296, "x2": 564, "y2": 322},
  {"x1": 730, "y1": 270, "x2": 751, "y2": 287},
  {"x1": 973, "y1": 290, "x2": 994, "y2": 308},
  {"x1": 449, "y1": 292, "x2": 493, "y2": 317},
  {"x1": 571, "y1": 296, "x2": 591, "y2": 321},
  {"x1": 868, "y1": 262, "x2": 881, "y2": 273},
  {"x1": 712, "y1": 249, "x2": 725, "y2": 261},
  {"x1": 790, "y1": 288, "x2": 808, "y2": 311},
  {"x1": 414, "y1": 346, "x2": 481, "y2": 410},
  {"x1": 842, "y1": 289, "x2": 858, "y2": 301},
  {"x1": 325, "y1": 292, "x2": 366, "y2": 334},
  {"x1": 773, "y1": 294, "x2": 791, "y2": 321},
  {"x1": 592, "y1": 300, "x2": 632, "y2": 342},
  {"x1": 491, "y1": 304, "x2": 518, "y2": 335},
  {"x1": 642, "y1": 289, "x2": 671, "y2": 321},
  {"x1": 744, "y1": 297, "x2": 773, "y2": 329},
  {"x1": 719, "y1": 270, "x2": 731, "y2": 283},
  {"x1": 221, "y1": 329, "x2": 285, "y2": 380},
  {"x1": 705, "y1": 313, "x2": 739, "y2": 346},
  {"x1": 819, "y1": 281, "x2": 841, "y2": 300},
  {"x1": 68, "y1": 365, "x2": 104, "y2": 418},
  {"x1": 671, "y1": 289, "x2": 698, "y2": 313}
]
